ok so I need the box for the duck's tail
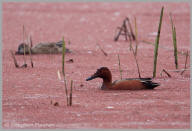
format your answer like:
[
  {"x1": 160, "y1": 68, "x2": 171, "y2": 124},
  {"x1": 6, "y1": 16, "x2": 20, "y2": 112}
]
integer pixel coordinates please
[{"x1": 141, "y1": 80, "x2": 160, "y2": 89}]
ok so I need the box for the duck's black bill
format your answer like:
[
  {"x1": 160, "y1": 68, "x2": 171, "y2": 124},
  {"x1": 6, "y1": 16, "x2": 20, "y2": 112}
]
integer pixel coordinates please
[
  {"x1": 15, "y1": 51, "x2": 24, "y2": 55},
  {"x1": 15, "y1": 51, "x2": 29, "y2": 55},
  {"x1": 86, "y1": 75, "x2": 97, "y2": 81}
]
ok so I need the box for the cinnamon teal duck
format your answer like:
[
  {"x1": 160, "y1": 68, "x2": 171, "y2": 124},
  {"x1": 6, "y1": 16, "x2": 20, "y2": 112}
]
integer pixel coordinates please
[{"x1": 86, "y1": 67, "x2": 160, "y2": 90}]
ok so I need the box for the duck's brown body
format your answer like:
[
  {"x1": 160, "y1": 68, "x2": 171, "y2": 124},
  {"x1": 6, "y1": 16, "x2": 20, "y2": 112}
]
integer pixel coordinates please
[
  {"x1": 16, "y1": 41, "x2": 71, "y2": 55},
  {"x1": 111, "y1": 80, "x2": 145, "y2": 90},
  {"x1": 86, "y1": 67, "x2": 160, "y2": 90}
]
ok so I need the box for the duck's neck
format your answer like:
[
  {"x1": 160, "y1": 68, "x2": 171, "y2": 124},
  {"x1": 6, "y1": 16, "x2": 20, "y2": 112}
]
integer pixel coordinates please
[{"x1": 101, "y1": 74, "x2": 112, "y2": 90}]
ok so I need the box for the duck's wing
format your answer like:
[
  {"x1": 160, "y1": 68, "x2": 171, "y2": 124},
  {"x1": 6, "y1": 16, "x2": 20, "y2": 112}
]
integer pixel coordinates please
[
  {"x1": 113, "y1": 78, "x2": 152, "y2": 84},
  {"x1": 140, "y1": 79, "x2": 160, "y2": 89},
  {"x1": 124, "y1": 78, "x2": 152, "y2": 81},
  {"x1": 112, "y1": 78, "x2": 159, "y2": 89}
]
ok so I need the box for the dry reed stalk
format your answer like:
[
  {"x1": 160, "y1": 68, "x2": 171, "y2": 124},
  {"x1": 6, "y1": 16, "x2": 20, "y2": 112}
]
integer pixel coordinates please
[
  {"x1": 126, "y1": 17, "x2": 135, "y2": 41},
  {"x1": 27, "y1": 35, "x2": 34, "y2": 68},
  {"x1": 69, "y1": 80, "x2": 73, "y2": 106},
  {"x1": 22, "y1": 25, "x2": 27, "y2": 67},
  {"x1": 114, "y1": 17, "x2": 135, "y2": 42},
  {"x1": 160, "y1": 69, "x2": 172, "y2": 78},
  {"x1": 96, "y1": 43, "x2": 108, "y2": 56},
  {"x1": 10, "y1": 50, "x2": 19, "y2": 68},
  {"x1": 181, "y1": 51, "x2": 189, "y2": 75},
  {"x1": 114, "y1": 26, "x2": 123, "y2": 41},
  {"x1": 127, "y1": 22, "x2": 141, "y2": 78},
  {"x1": 57, "y1": 70, "x2": 61, "y2": 80},
  {"x1": 62, "y1": 37, "x2": 69, "y2": 106}
]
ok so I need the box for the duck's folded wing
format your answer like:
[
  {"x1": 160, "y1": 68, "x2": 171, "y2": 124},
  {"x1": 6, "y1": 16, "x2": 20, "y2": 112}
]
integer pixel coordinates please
[
  {"x1": 112, "y1": 78, "x2": 159, "y2": 90},
  {"x1": 124, "y1": 78, "x2": 152, "y2": 81},
  {"x1": 112, "y1": 78, "x2": 152, "y2": 84},
  {"x1": 112, "y1": 79, "x2": 145, "y2": 90}
]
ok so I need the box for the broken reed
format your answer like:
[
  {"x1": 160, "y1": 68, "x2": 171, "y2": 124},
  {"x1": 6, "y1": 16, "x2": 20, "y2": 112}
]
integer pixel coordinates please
[
  {"x1": 97, "y1": 43, "x2": 108, "y2": 56},
  {"x1": 181, "y1": 51, "x2": 189, "y2": 75},
  {"x1": 114, "y1": 17, "x2": 135, "y2": 43},
  {"x1": 117, "y1": 54, "x2": 122, "y2": 80},
  {"x1": 126, "y1": 17, "x2": 135, "y2": 42},
  {"x1": 114, "y1": 17, "x2": 140, "y2": 77},
  {"x1": 10, "y1": 50, "x2": 19, "y2": 68},
  {"x1": 69, "y1": 80, "x2": 73, "y2": 106},
  {"x1": 170, "y1": 13, "x2": 178, "y2": 69},
  {"x1": 125, "y1": 17, "x2": 134, "y2": 51},
  {"x1": 127, "y1": 20, "x2": 133, "y2": 51},
  {"x1": 153, "y1": 6, "x2": 164, "y2": 78},
  {"x1": 160, "y1": 69, "x2": 172, "y2": 78},
  {"x1": 62, "y1": 37, "x2": 69, "y2": 106}
]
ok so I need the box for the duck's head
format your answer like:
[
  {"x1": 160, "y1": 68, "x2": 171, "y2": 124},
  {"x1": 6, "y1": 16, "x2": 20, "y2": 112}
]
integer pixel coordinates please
[
  {"x1": 86, "y1": 67, "x2": 112, "y2": 82},
  {"x1": 15, "y1": 43, "x2": 31, "y2": 55}
]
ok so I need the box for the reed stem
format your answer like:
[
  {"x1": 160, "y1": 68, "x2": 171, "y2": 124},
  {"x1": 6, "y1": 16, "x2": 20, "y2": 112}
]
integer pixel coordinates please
[
  {"x1": 127, "y1": 21, "x2": 141, "y2": 78},
  {"x1": 62, "y1": 37, "x2": 69, "y2": 106},
  {"x1": 170, "y1": 13, "x2": 178, "y2": 69},
  {"x1": 27, "y1": 35, "x2": 33, "y2": 68},
  {"x1": 126, "y1": 17, "x2": 135, "y2": 41},
  {"x1": 23, "y1": 25, "x2": 27, "y2": 66},
  {"x1": 153, "y1": 6, "x2": 164, "y2": 78}
]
